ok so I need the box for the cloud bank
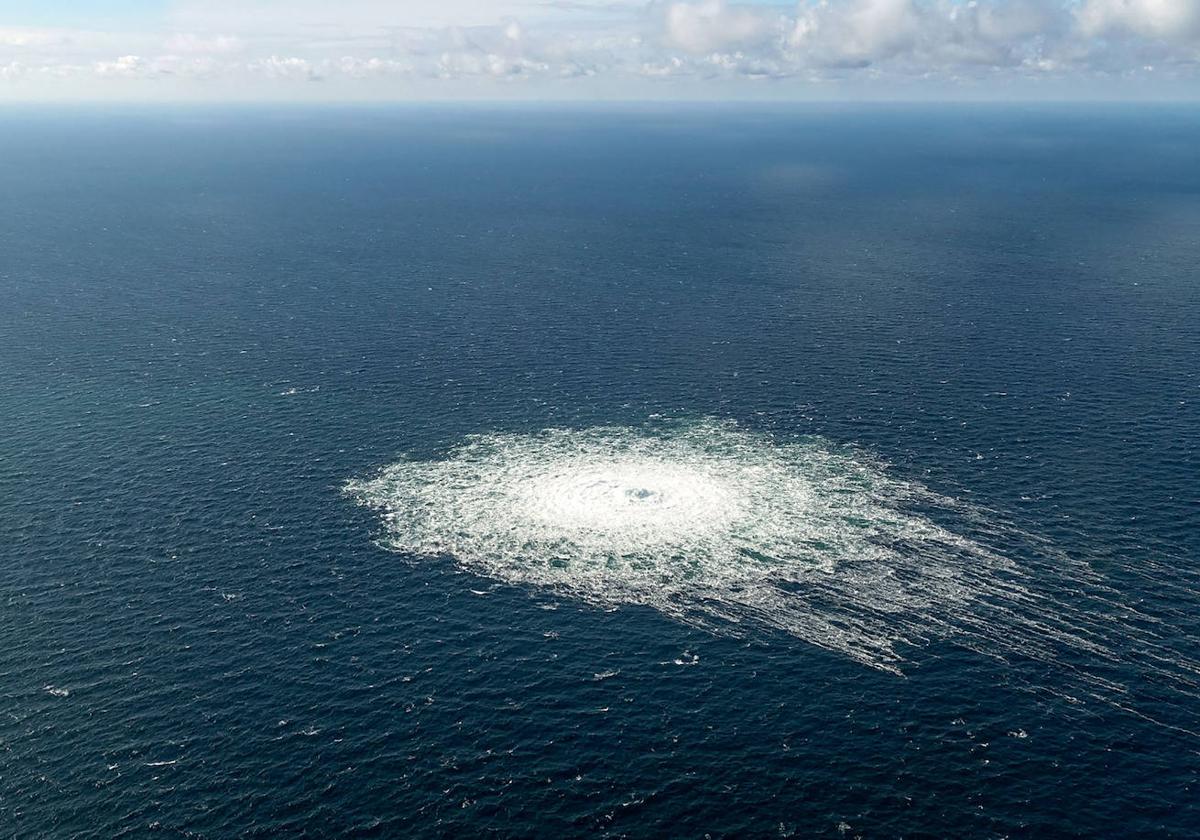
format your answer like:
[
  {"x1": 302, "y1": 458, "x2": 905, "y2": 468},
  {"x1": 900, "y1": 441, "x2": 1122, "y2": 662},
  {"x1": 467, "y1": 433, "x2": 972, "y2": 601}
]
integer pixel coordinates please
[{"x1": 2, "y1": 0, "x2": 1199, "y2": 99}]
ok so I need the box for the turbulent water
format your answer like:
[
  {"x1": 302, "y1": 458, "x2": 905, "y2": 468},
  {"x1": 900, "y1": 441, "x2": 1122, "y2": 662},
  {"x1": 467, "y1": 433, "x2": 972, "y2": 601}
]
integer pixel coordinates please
[
  {"x1": 350, "y1": 420, "x2": 1031, "y2": 670},
  {"x1": 349, "y1": 418, "x2": 1200, "y2": 729}
]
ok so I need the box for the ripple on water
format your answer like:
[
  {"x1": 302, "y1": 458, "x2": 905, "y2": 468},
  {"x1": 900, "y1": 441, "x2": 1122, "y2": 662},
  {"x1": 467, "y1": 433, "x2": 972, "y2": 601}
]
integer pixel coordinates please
[{"x1": 347, "y1": 418, "x2": 1200, "y2": 730}]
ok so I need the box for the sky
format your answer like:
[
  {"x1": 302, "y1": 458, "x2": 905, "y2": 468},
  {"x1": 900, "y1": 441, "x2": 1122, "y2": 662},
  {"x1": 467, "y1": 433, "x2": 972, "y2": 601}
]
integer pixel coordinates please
[{"x1": 1, "y1": 0, "x2": 1199, "y2": 101}]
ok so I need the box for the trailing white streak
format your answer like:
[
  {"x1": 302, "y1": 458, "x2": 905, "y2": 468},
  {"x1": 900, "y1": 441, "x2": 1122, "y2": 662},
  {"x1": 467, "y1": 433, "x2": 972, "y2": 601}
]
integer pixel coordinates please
[{"x1": 348, "y1": 418, "x2": 1200, "y2": 730}]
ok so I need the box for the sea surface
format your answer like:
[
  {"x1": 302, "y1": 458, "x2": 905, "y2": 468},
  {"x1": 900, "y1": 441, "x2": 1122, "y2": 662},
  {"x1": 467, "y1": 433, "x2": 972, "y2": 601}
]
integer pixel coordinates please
[{"x1": 1, "y1": 105, "x2": 1198, "y2": 837}]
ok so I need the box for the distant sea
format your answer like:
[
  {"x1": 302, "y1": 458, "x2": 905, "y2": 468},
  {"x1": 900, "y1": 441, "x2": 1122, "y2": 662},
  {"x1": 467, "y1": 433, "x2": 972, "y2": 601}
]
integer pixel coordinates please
[{"x1": 2, "y1": 105, "x2": 1198, "y2": 837}]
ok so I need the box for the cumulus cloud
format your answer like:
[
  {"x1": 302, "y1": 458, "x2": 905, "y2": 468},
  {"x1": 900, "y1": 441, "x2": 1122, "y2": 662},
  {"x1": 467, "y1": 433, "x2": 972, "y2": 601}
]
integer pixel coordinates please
[
  {"x1": 1076, "y1": 0, "x2": 1200, "y2": 40},
  {"x1": 93, "y1": 55, "x2": 148, "y2": 78},
  {"x1": 1, "y1": 0, "x2": 1198, "y2": 97},
  {"x1": 662, "y1": 0, "x2": 781, "y2": 53},
  {"x1": 781, "y1": 0, "x2": 1065, "y2": 70},
  {"x1": 250, "y1": 55, "x2": 322, "y2": 81}
]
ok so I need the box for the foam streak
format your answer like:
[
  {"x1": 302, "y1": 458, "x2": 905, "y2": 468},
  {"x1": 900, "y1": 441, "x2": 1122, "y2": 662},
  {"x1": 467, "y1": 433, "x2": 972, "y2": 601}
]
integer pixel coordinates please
[{"x1": 348, "y1": 419, "x2": 1200, "y2": 729}]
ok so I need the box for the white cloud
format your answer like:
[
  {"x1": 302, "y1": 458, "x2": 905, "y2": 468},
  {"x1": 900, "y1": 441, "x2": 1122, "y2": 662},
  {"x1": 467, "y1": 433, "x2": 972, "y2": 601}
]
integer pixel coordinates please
[
  {"x1": 2, "y1": 1, "x2": 1200, "y2": 98},
  {"x1": 94, "y1": 55, "x2": 147, "y2": 78},
  {"x1": 832, "y1": 0, "x2": 924, "y2": 61},
  {"x1": 249, "y1": 55, "x2": 321, "y2": 81},
  {"x1": 1076, "y1": 0, "x2": 1200, "y2": 40},
  {"x1": 783, "y1": 0, "x2": 1060, "y2": 70},
  {"x1": 333, "y1": 55, "x2": 414, "y2": 77},
  {"x1": 662, "y1": 0, "x2": 780, "y2": 53}
]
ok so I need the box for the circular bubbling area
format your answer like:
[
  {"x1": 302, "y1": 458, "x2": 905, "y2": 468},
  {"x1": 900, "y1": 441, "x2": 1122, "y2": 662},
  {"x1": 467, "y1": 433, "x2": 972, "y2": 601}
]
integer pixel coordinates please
[
  {"x1": 348, "y1": 418, "x2": 1200, "y2": 725},
  {"x1": 347, "y1": 419, "x2": 1045, "y2": 672},
  {"x1": 515, "y1": 460, "x2": 744, "y2": 546}
]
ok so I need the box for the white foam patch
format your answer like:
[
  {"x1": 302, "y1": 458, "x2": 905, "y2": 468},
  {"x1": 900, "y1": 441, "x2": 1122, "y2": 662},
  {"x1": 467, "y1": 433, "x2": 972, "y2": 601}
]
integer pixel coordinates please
[
  {"x1": 347, "y1": 419, "x2": 1200, "y2": 729},
  {"x1": 351, "y1": 420, "x2": 1043, "y2": 669}
]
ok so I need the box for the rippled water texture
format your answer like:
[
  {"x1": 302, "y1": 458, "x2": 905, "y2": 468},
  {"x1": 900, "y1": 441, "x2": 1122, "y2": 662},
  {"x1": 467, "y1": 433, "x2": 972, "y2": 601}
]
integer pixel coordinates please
[
  {"x1": 351, "y1": 419, "x2": 1200, "y2": 725},
  {"x1": 4, "y1": 107, "x2": 1199, "y2": 837}
]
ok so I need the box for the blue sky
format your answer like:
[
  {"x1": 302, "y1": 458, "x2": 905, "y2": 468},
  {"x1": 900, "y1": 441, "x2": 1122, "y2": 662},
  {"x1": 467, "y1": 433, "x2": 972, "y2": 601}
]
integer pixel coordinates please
[{"x1": 2, "y1": 1, "x2": 1199, "y2": 101}]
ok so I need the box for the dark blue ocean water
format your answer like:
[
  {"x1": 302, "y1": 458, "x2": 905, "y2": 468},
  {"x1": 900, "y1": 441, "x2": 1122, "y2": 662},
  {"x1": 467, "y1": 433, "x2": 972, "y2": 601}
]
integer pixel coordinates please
[{"x1": 1, "y1": 105, "x2": 1198, "y2": 838}]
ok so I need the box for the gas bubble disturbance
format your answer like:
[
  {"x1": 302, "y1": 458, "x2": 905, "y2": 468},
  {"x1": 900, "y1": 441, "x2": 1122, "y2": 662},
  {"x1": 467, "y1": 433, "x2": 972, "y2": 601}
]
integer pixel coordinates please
[{"x1": 348, "y1": 418, "x2": 1200, "y2": 728}]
